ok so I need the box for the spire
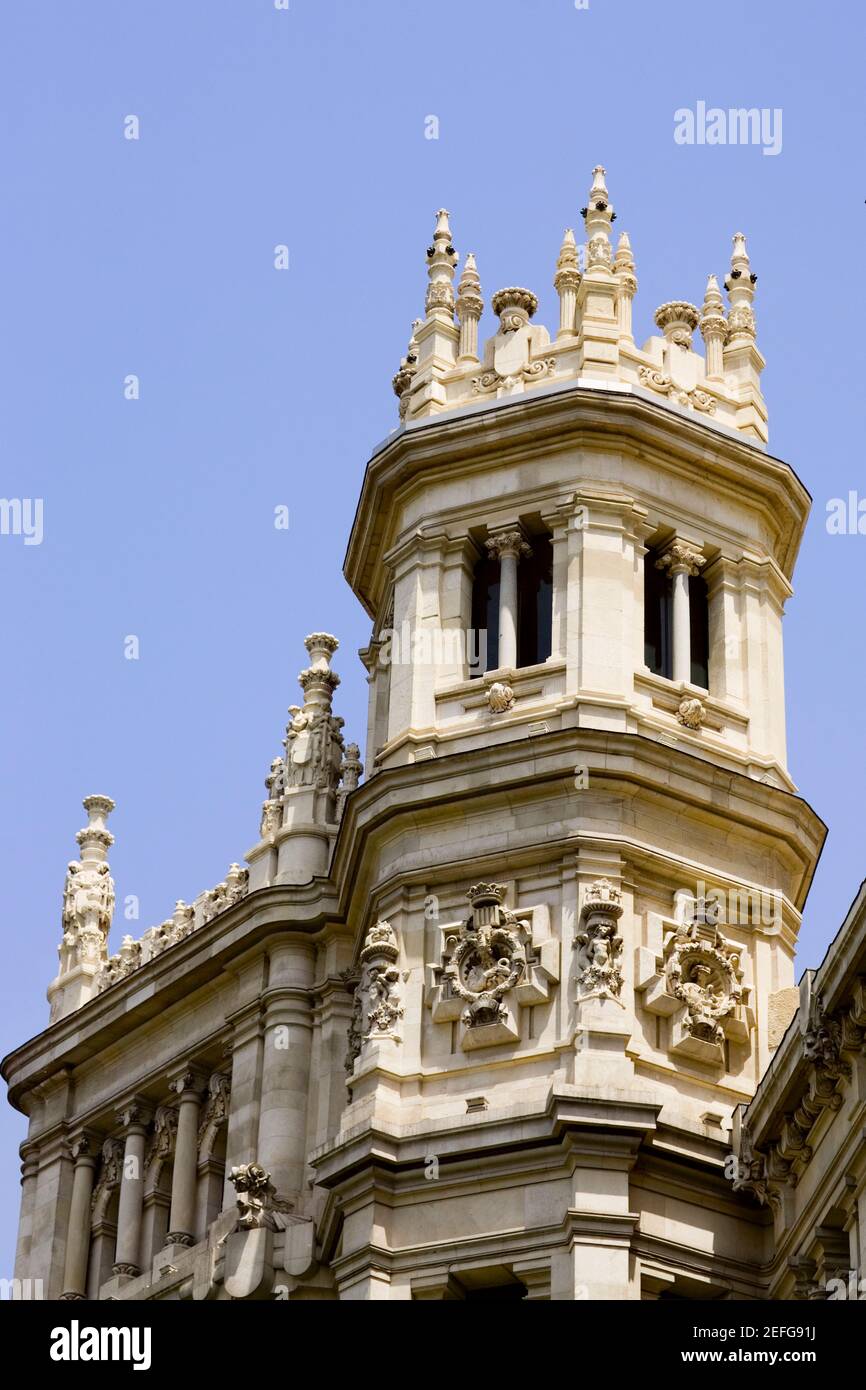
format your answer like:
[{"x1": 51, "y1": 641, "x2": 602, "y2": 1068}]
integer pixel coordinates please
[
  {"x1": 424, "y1": 207, "x2": 458, "y2": 320},
  {"x1": 613, "y1": 231, "x2": 637, "y2": 343},
  {"x1": 456, "y1": 252, "x2": 484, "y2": 363},
  {"x1": 700, "y1": 274, "x2": 727, "y2": 380},
  {"x1": 392, "y1": 319, "x2": 421, "y2": 420},
  {"x1": 576, "y1": 164, "x2": 619, "y2": 379},
  {"x1": 724, "y1": 232, "x2": 757, "y2": 343},
  {"x1": 581, "y1": 165, "x2": 615, "y2": 274},
  {"x1": 410, "y1": 209, "x2": 460, "y2": 416},
  {"x1": 554, "y1": 229, "x2": 581, "y2": 338}
]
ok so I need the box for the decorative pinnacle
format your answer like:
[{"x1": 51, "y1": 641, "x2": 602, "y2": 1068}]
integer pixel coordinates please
[
  {"x1": 614, "y1": 230, "x2": 635, "y2": 273},
  {"x1": 700, "y1": 274, "x2": 727, "y2": 341},
  {"x1": 590, "y1": 165, "x2": 609, "y2": 203},
  {"x1": 724, "y1": 232, "x2": 757, "y2": 342},
  {"x1": 425, "y1": 207, "x2": 458, "y2": 318},
  {"x1": 554, "y1": 228, "x2": 581, "y2": 292},
  {"x1": 581, "y1": 164, "x2": 615, "y2": 272},
  {"x1": 456, "y1": 252, "x2": 483, "y2": 320},
  {"x1": 76, "y1": 795, "x2": 115, "y2": 858}
]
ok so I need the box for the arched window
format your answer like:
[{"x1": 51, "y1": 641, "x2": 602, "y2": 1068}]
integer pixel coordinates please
[{"x1": 471, "y1": 531, "x2": 552, "y2": 676}]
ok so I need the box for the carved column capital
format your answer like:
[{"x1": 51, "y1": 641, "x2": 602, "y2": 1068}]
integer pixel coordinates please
[
  {"x1": 655, "y1": 541, "x2": 706, "y2": 578},
  {"x1": 486, "y1": 528, "x2": 532, "y2": 563},
  {"x1": 114, "y1": 1097, "x2": 153, "y2": 1135}
]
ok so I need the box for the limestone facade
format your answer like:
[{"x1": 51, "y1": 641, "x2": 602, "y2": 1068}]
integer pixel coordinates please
[{"x1": 4, "y1": 166, "x2": 859, "y2": 1301}]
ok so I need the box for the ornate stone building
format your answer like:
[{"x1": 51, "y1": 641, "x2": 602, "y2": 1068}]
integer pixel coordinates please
[{"x1": 4, "y1": 166, "x2": 862, "y2": 1301}]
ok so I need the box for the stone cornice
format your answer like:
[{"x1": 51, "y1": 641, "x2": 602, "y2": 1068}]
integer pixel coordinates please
[
  {"x1": 344, "y1": 381, "x2": 812, "y2": 618},
  {"x1": 3, "y1": 729, "x2": 825, "y2": 1118}
]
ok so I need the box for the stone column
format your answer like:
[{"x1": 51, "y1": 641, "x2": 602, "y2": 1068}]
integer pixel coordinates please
[
  {"x1": 112, "y1": 1099, "x2": 152, "y2": 1277},
  {"x1": 656, "y1": 541, "x2": 705, "y2": 685},
  {"x1": 60, "y1": 1131, "x2": 100, "y2": 1299},
  {"x1": 257, "y1": 938, "x2": 316, "y2": 1201},
  {"x1": 166, "y1": 1066, "x2": 207, "y2": 1247},
  {"x1": 487, "y1": 528, "x2": 531, "y2": 672}
]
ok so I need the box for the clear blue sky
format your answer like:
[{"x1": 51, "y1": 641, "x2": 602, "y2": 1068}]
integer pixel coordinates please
[{"x1": 1, "y1": 0, "x2": 864, "y2": 1277}]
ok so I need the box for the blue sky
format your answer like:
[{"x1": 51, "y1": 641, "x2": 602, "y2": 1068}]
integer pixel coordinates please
[{"x1": 1, "y1": 0, "x2": 864, "y2": 1276}]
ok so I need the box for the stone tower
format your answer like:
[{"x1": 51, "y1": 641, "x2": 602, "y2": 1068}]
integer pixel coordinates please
[{"x1": 3, "y1": 167, "x2": 826, "y2": 1301}]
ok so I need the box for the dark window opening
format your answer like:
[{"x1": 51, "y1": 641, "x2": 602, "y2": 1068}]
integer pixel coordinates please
[
  {"x1": 689, "y1": 573, "x2": 709, "y2": 689},
  {"x1": 470, "y1": 549, "x2": 499, "y2": 675},
  {"x1": 644, "y1": 551, "x2": 709, "y2": 688},
  {"x1": 517, "y1": 534, "x2": 552, "y2": 668},
  {"x1": 470, "y1": 532, "x2": 553, "y2": 676},
  {"x1": 644, "y1": 555, "x2": 672, "y2": 679}
]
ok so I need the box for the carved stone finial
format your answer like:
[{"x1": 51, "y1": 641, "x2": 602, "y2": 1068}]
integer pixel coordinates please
[
  {"x1": 582, "y1": 165, "x2": 615, "y2": 271},
  {"x1": 654, "y1": 301, "x2": 700, "y2": 348},
  {"x1": 724, "y1": 231, "x2": 757, "y2": 342},
  {"x1": 490, "y1": 287, "x2": 538, "y2": 334},
  {"x1": 425, "y1": 208, "x2": 458, "y2": 319}
]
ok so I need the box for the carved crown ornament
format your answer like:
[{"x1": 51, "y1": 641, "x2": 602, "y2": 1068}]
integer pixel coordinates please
[
  {"x1": 734, "y1": 983, "x2": 866, "y2": 1206},
  {"x1": 635, "y1": 903, "x2": 751, "y2": 1068},
  {"x1": 424, "y1": 884, "x2": 559, "y2": 1051}
]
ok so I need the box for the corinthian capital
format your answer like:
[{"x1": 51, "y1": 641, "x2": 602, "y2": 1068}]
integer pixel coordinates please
[
  {"x1": 655, "y1": 541, "x2": 706, "y2": 578},
  {"x1": 486, "y1": 528, "x2": 532, "y2": 562}
]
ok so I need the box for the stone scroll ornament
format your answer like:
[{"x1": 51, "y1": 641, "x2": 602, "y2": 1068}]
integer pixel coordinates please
[
  {"x1": 444, "y1": 884, "x2": 526, "y2": 1029},
  {"x1": 574, "y1": 878, "x2": 625, "y2": 1004}
]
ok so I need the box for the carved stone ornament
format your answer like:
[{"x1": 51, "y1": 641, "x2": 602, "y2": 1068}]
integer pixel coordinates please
[
  {"x1": 654, "y1": 300, "x2": 700, "y2": 347},
  {"x1": 426, "y1": 885, "x2": 559, "y2": 1051},
  {"x1": 445, "y1": 885, "x2": 526, "y2": 1030},
  {"x1": 487, "y1": 681, "x2": 515, "y2": 713},
  {"x1": 677, "y1": 696, "x2": 705, "y2": 730},
  {"x1": 638, "y1": 366, "x2": 717, "y2": 415},
  {"x1": 574, "y1": 878, "x2": 625, "y2": 1004},
  {"x1": 198, "y1": 1072, "x2": 231, "y2": 1161},
  {"x1": 732, "y1": 1122, "x2": 781, "y2": 1211},
  {"x1": 228, "y1": 1163, "x2": 294, "y2": 1232},
  {"x1": 666, "y1": 919, "x2": 743, "y2": 1051},
  {"x1": 345, "y1": 920, "x2": 404, "y2": 1075}
]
